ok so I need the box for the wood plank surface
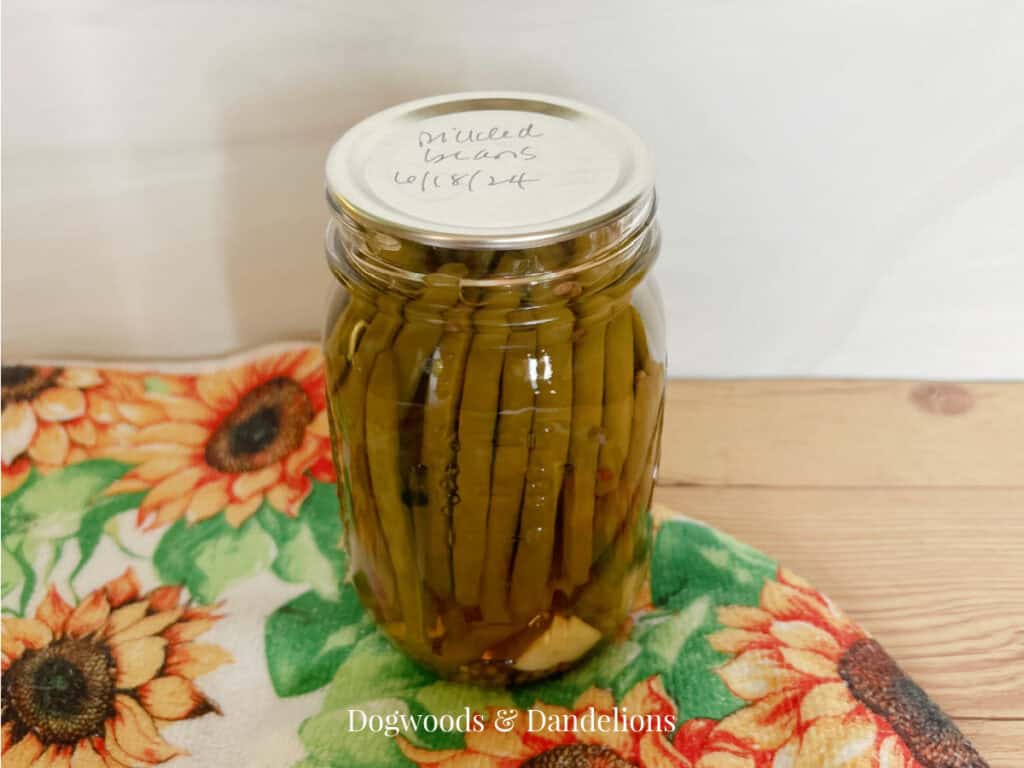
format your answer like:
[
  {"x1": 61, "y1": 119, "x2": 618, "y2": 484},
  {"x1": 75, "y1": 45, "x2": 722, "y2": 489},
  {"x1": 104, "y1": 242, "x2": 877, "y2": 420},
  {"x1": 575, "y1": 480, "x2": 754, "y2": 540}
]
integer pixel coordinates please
[
  {"x1": 654, "y1": 486, "x2": 1024, "y2": 720},
  {"x1": 659, "y1": 380, "x2": 1024, "y2": 487},
  {"x1": 958, "y1": 720, "x2": 1024, "y2": 768}
]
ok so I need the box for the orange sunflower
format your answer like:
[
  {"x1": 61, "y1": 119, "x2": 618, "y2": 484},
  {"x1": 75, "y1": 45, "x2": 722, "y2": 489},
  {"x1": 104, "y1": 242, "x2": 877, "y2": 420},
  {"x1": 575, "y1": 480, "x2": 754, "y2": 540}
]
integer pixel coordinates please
[
  {"x1": 103, "y1": 348, "x2": 335, "y2": 528},
  {"x1": 1, "y1": 366, "x2": 142, "y2": 495},
  {"x1": 397, "y1": 676, "x2": 687, "y2": 768},
  {"x1": 698, "y1": 567, "x2": 986, "y2": 768},
  {"x1": 671, "y1": 719, "x2": 763, "y2": 768},
  {"x1": 1, "y1": 568, "x2": 230, "y2": 766}
]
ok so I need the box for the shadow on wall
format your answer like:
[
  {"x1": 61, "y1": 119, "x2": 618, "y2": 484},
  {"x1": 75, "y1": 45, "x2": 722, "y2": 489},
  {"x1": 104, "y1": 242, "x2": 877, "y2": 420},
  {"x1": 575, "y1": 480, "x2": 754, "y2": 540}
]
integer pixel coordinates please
[
  {"x1": 218, "y1": 77, "x2": 428, "y2": 352},
  {"x1": 218, "y1": 75, "x2": 458, "y2": 352},
  {"x1": 218, "y1": 69, "x2": 576, "y2": 352}
]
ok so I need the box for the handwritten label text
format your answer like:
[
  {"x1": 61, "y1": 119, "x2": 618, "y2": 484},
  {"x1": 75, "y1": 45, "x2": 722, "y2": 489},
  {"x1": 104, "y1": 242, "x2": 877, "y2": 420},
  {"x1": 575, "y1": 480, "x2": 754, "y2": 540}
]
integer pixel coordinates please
[{"x1": 392, "y1": 122, "x2": 543, "y2": 194}]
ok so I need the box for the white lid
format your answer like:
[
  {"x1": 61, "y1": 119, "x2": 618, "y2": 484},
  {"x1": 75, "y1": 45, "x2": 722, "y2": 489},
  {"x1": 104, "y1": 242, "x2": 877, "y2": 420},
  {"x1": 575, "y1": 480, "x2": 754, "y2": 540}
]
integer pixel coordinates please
[{"x1": 326, "y1": 92, "x2": 654, "y2": 249}]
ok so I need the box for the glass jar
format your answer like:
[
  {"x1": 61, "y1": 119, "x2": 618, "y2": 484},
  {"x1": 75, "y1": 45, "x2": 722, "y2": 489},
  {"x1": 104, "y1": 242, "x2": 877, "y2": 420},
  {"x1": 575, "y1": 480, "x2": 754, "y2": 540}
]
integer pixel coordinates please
[{"x1": 322, "y1": 93, "x2": 665, "y2": 684}]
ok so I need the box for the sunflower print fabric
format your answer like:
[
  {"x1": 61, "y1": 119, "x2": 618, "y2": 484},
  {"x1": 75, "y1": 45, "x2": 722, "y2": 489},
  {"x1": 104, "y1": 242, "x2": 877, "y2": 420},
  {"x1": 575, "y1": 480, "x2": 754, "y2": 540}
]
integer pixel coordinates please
[
  {"x1": 1, "y1": 345, "x2": 989, "y2": 767},
  {"x1": 3, "y1": 569, "x2": 227, "y2": 766}
]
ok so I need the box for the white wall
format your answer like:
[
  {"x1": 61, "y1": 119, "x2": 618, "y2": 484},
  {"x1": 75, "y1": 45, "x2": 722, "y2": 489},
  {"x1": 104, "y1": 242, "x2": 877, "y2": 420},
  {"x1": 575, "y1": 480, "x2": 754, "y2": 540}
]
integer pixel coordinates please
[{"x1": 3, "y1": 0, "x2": 1023, "y2": 377}]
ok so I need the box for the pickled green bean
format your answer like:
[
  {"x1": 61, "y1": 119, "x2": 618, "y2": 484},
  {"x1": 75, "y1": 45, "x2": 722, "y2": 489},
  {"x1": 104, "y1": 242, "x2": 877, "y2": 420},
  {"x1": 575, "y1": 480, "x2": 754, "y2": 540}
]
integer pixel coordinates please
[
  {"x1": 576, "y1": 398, "x2": 663, "y2": 635},
  {"x1": 564, "y1": 295, "x2": 611, "y2": 586},
  {"x1": 420, "y1": 304, "x2": 473, "y2": 599},
  {"x1": 480, "y1": 323, "x2": 536, "y2": 623},
  {"x1": 379, "y1": 239, "x2": 431, "y2": 272},
  {"x1": 630, "y1": 400, "x2": 664, "y2": 531},
  {"x1": 622, "y1": 364, "x2": 664, "y2": 495},
  {"x1": 591, "y1": 359, "x2": 664, "y2": 566},
  {"x1": 392, "y1": 264, "x2": 468, "y2": 404},
  {"x1": 452, "y1": 272, "x2": 521, "y2": 606},
  {"x1": 336, "y1": 294, "x2": 404, "y2": 620},
  {"x1": 631, "y1": 305, "x2": 652, "y2": 373},
  {"x1": 384, "y1": 264, "x2": 467, "y2": 587},
  {"x1": 509, "y1": 303, "x2": 574, "y2": 618},
  {"x1": 366, "y1": 350, "x2": 425, "y2": 644},
  {"x1": 324, "y1": 291, "x2": 377, "y2": 392},
  {"x1": 434, "y1": 248, "x2": 498, "y2": 277},
  {"x1": 595, "y1": 306, "x2": 634, "y2": 496}
]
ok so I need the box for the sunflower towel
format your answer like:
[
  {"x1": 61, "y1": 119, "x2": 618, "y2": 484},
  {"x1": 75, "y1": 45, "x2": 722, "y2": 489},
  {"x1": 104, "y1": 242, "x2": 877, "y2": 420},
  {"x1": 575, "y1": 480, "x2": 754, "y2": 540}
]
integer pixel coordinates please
[{"x1": 1, "y1": 344, "x2": 988, "y2": 767}]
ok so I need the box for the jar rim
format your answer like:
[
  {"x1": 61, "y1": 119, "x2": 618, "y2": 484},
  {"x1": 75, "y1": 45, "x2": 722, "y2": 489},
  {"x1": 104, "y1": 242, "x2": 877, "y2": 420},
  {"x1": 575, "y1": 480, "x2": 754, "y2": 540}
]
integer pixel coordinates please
[{"x1": 327, "y1": 191, "x2": 658, "y2": 293}]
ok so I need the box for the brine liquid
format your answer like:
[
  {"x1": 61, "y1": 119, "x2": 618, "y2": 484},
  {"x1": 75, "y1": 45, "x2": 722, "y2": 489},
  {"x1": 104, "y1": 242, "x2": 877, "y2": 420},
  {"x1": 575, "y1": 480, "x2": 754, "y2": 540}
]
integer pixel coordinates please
[{"x1": 325, "y1": 294, "x2": 663, "y2": 684}]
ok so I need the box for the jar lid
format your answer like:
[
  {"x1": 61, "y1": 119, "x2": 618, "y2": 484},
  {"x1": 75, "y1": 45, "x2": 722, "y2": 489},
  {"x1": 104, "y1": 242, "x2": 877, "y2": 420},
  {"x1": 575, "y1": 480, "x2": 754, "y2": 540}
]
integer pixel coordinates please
[{"x1": 326, "y1": 92, "x2": 654, "y2": 249}]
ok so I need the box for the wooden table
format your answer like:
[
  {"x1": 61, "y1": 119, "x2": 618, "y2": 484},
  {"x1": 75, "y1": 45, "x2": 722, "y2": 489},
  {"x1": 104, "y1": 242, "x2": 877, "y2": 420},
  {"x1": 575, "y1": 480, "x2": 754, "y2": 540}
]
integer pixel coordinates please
[{"x1": 655, "y1": 380, "x2": 1024, "y2": 766}]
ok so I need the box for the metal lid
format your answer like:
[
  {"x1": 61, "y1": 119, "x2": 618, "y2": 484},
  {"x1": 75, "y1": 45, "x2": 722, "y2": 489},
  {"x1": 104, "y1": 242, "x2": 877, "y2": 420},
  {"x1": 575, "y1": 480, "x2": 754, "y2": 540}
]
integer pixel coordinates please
[{"x1": 326, "y1": 92, "x2": 655, "y2": 249}]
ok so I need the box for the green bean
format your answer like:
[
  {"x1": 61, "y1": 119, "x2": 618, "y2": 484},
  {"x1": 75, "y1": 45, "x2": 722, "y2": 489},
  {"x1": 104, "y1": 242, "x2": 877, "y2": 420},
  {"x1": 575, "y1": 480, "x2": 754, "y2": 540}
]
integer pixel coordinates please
[
  {"x1": 452, "y1": 272, "x2": 521, "y2": 606},
  {"x1": 577, "y1": 393, "x2": 663, "y2": 634},
  {"x1": 420, "y1": 304, "x2": 474, "y2": 599},
  {"x1": 467, "y1": 249, "x2": 500, "y2": 276},
  {"x1": 324, "y1": 291, "x2": 377, "y2": 393},
  {"x1": 572, "y1": 223, "x2": 621, "y2": 262},
  {"x1": 322, "y1": 230, "x2": 458, "y2": 393},
  {"x1": 325, "y1": 395, "x2": 358, "y2": 570},
  {"x1": 592, "y1": 479, "x2": 617, "y2": 562},
  {"x1": 564, "y1": 295, "x2": 611, "y2": 586},
  {"x1": 380, "y1": 264, "x2": 467, "y2": 587},
  {"x1": 592, "y1": 321, "x2": 637, "y2": 555},
  {"x1": 623, "y1": 364, "x2": 664, "y2": 494},
  {"x1": 531, "y1": 243, "x2": 574, "y2": 274},
  {"x1": 575, "y1": 435, "x2": 659, "y2": 634},
  {"x1": 336, "y1": 294, "x2": 404, "y2": 620},
  {"x1": 392, "y1": 264, "x2": 468, "y2": 404},
  {"x1": 480, "y1": 323, "x2": 536, "y2": 623},
  {"x1": 573, "y1": 531, "x2": 633, "y2": 636},
  {"x1": 379, "y1": 239, "x2": 431, "y2": 271},
  {"x1": 366, "y1": 350, "x2": 426, "y2": 644},
  {"x1": 595, "y1": 305, "x2": 634, "y2": 496},
  {"x1": 575, "y1": 254, "x2": 631, "y2": 296},
  {"x1": 514, "y1": 246, "x2": 572, "y2": 304},
  {"x1": 591, "y1": 359, "x2": 664, "y2": 566},
  {"x1": 434, "y1": 248, "x2": 498, "y2": 277},
  {"x1": 630, "y1": 399, "x2": 664, "y2": 529},
  {"x1": 508, "y1": 303, "x2": 574, "y2": 619},
  {"x1": 631, "y1": 305, "x2": 652, "y2": 373}
]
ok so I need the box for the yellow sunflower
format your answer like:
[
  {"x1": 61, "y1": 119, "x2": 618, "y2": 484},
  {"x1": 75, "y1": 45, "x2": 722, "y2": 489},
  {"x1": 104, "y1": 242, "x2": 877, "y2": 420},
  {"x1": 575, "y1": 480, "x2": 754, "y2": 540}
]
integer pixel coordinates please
[
  {"x1": 671, "y1": 718, "x2": 764, "y2": 768},
  {"x1": 103, "y1": 348, "x2": 335, "y2": 528},
  {"x1": 397, "y1": 676, "x2": 687, "y2": 767},
  {"x1": 700, "y1": 568, "x2": 986, "y2": 768},
  {"x1": 1, "y1": 366, "x2": 140, "y2": 495},
  {"x1": 1, "y1": 568, "x2": 230, "y2": 767}
]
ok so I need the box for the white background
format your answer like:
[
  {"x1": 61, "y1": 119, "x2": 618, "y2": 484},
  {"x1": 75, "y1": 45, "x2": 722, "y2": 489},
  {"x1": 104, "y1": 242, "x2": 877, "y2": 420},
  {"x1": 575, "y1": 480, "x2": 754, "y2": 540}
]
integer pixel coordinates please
[{"x1": 3, "y1": 0, "x2": 1023, "y2": 378}]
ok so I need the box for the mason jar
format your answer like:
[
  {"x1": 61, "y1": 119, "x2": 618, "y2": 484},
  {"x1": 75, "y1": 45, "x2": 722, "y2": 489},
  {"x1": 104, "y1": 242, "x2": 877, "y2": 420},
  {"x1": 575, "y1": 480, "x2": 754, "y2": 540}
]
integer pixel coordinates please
[{"x1": 322, "y1": 93, "x2": 665, "y2": 684}]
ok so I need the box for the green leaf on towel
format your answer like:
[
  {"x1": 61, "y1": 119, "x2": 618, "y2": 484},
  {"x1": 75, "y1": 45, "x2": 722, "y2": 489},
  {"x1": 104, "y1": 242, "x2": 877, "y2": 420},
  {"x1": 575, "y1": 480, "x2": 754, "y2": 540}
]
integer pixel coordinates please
[
  {"x1": 71, "y1": 491, "x2": 147, "y2": 586},
  {"x1": 258, "y1": 480, "x2": 348, "y2": 600},
  {"x1": 2, "y1": 460, "x2": 130, "y2": 546},
  {"x1": 642, "y1": 517, "x2": 779, "y2": 720},
  {"x1": 265, "y1": 588, "x2": 372, "y2": 698},
  {"x1": 153, "y1": 510, "x2": 275, "y2": 603},
  {"x1": 322, "y1": 633, "x2": 436, "y2": 712},
  {"x1": 299, "y1": 698, "x2": 413, "y2": 768},
  {"x1": 1, "y1": 460, "x2": 131, "y2": 614},
  {"x1": 297, "y1": 632, "x2": 437, "y2": 767}
]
